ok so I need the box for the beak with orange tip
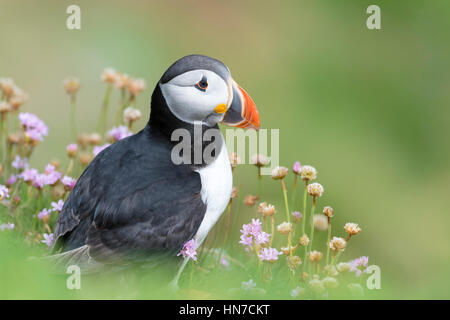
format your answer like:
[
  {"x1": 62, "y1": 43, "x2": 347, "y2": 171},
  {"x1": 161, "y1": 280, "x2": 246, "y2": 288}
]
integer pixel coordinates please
[{"x1": 222, "y1": 80, "x2": 260, "y2": 130}]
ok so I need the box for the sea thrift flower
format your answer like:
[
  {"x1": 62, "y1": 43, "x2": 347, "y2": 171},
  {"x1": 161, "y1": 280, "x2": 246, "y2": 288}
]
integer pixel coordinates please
[
  {"x1": 89, "y1": 133, "x2": 102, "y2": 145},
  {"x1": 66, "y1": 143, "x2": 78, "y2": 158},
  {"x1": 9, "y1": 88, "x2": 28, "y2": 110},
  {"x1": 271, "y1": 166, "x2": 288, "y2": 180},
  {"x1": 0, "y1": 101, "x2": 11, "y2": 114},
  {"x1": 41, "y1": 233, "x2": 54, "y2": 248},
  {"x1": 250, "y1": 154, "x2": 269, "y2": 167},
  {"x1": 239, "y1": 234, "x2": 253, "y2": 248},
  {"x1": 299, "y1": 234, "x2": 310, "y2": 247},
  {"x1": 344, "y1": 223, "x2": 362, "y2": 236},
  {"x1": 307, "y1": 182, "x2": 324, "y2": 198},
  {"x1": 127, "y1": 78, "x2": 146, "y2": 96},
  {"x1": 7, "y1": 175, "x2": 17, "y2": 187},
  {"x1": 78, "y1": 152, "x2": 93, "y2": 166},
  {"x1": 258, "y1": 247, "x2": 282, "y2": 262},
  {"x1": 309, "y1": 250, "x2": 323, "y2": 262},
  {"x1": 93, "y1": 144, "x2": 111, "y2": 157},
  {"x1": 322, "y1": 277, "x2": 339, "y2": 289},
  {"x1": 63, "y1": 77, "x2": 80, "y2": 95},
  {"x1": 329, "y1": 236, "x2": 346, "y2": 252},
  {"x1": 45, "y1": 169, "x2": 62, "y2": 186},
  {"x1": 287, "y1": 255, "x2": 302, "y2": 270},
  {"x1": 323, "y1": 206, "x2": 334, "y2": 218},
  {"x1": 313, "y1": 214, "x2": 328, "y2": 231},
  {"x1": 257, "y1": 202, "x2": 276, "y2": 217},
  {"x1": 0, "y1": 78, "x2": 15, "y2": 97},
  {"x1": 292, "y1": 211, "x2": 302, "y2": 223},
  {"x1": 123, "y1": 107, "x2": 142, "y2": 124},
  {"x1": 0, "y1": 185, "x2": 9, "y2": 200},
  {"x1": 113, "y1": 72, "x2": 130, "y2": 89},
  {"x1": 244, "y1": 195, "x2": 258, "y2": 207},
  {"x1": 38, "y1": 208, "x2": 51, "y2": 223},
  {"x1": 177, "y1": 239, "x2": 197, "y2": 261},
  {"x1": 101, "y1": 68, "x2": 118, "y2": 84},
  {"x1": 229, "y1": 152, "x2": 241, "y2": 169},
  {"x1": 350, "y1": 256, "x2": 369, "y2": 277},
  {"x1": 0, "y1": 223, "x2": 14, "y2": 231},
  {"x1": 277, "y1": 222, "x2": 292, "y2": 235},
  {"x1": 108, "y1": 125, "x2": 132, "y2": 142},
  {"x1": 51, "y1": 200, "x2": 64, "y2": 212},
  {"x1": 337, "y1": 262, "x2": 352, "y2": 273},
  {"x1": 254, "y1": 231, "x2": 270, "y2": 246},
  {"x1": 77, "y1": 133, "x2": 90, "y2": 148},
  {"x1": 62, "y1": 175, "x2": 76, "y2": 191},
  {"x1": 293, "y1": 161, "x2": 301, "y2": 174},
  {"x1": 300, "y1": 165, "x2": 317, "y2": 181},
  {"x1": 19, "y1": 112, "x2": 48, "y2": 141},
  {"x1": 32, "y1": 173, "x2": 49, "y2": 189},
  {"x1": 12, "y1": 155, "x2": 27, "y2": 170},
  {"x1": 241, "y1": 219, "x2": 263, "y2": 237},
  {"x1": 20, "y1": 168, "x2": 38, "y2": 183},
  {"x1": 7, "y1": 133, "x2": 21, "y2": 145}
]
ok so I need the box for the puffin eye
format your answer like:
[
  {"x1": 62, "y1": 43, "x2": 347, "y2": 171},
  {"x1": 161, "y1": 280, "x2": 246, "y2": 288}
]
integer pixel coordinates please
[{"x1": 195, "y1": 76, "x2": 208, "y2": 92}]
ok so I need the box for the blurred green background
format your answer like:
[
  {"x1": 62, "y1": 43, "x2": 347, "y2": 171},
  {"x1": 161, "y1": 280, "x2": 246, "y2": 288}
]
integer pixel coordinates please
[{"x1": 1, "y1": 0, "x2": 449, "y2": 299}]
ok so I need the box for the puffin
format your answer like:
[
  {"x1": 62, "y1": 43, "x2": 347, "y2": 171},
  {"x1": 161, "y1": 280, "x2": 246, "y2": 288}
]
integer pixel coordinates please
[{"x1": 51, "y1": 55, "x2": 260, "y2": 282}]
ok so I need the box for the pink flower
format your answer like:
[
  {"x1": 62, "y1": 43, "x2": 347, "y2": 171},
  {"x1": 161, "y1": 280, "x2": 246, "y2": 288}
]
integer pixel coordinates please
[
  {"x1": 239, "y1": 234, "x2": 253, "y2": 247},
  {"x1": 6, "y1": 175, "x2": 17, "y2": 187},
  {"x1": 45, "y1": 164, "x2": 55, "y2": 174},
  {"x1": 66, "y1": 143, "x2": 78, "y2": 153},
  {"x1": 45, "y1": 170, "x2": 61, "y2": 186},
  {"x1": 293, "y1": 161, "x2": 301, "y2": 174},
  {"x1": 38, "y1": 208, "x2": 51, "y2": 221},
  {"x1": 0, "y1": 185, "x2": 9, "y2": 200},
  {"x1": 61, "y1": 175, "x2": 76, "y2": 191},
  {"x1": 51, "y1": 200, "x2": 64, "y2": 212},
  {"x1": 258, "y1": 247, "x2": 282, "y2": 262},
  {"x1": 93, "y1": 143, "x2": 111, "y2": 157},
  {"x1": 254, "y1": 231, "x2": 270, "y2": 246},
  {"x1": 32, "y1": 173, "x2": 48, "y2": 189},
  {"x1": 177, "y1": 239, "x2": 197, "y2": 261},
  {"x1": 350, "y1": 256, "x2": 369, "y2": 277},
  {"x1": 20, "y1": 168, "x2": 38, "y2": 183},
  {"x1": 41, "y1": 233, "x2": 54, "y2": 248},
  {"x1": 19, "y1": 112, "x2": 48, "y2": 141},
  {"x1": 12, "y1": 155, "x2": 28, "y2": 170},
  {"x1": 108, "y1": 125, "x2": 132, "y2": 142}
]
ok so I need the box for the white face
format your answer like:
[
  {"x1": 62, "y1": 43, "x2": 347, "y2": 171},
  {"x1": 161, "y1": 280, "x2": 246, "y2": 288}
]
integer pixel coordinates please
[{"x1": 159, "y1": 69, "x2": 231, "y2": 126}]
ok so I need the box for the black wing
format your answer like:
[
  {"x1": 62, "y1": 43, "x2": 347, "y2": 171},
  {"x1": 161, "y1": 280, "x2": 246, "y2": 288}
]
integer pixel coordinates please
[{"x1": 53, "y1": 125, "x2": 206, "y2": 264}]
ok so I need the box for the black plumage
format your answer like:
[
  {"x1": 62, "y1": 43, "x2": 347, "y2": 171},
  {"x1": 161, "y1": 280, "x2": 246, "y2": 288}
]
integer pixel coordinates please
[{"x1": 53, "y1": 78, "x2": 220, "y2": 267}]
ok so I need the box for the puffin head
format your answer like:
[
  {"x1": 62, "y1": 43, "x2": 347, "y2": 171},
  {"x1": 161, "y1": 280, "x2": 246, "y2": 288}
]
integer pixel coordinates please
[{"x1": 157, "y1": 54, "x2": 260, "y2": 130}]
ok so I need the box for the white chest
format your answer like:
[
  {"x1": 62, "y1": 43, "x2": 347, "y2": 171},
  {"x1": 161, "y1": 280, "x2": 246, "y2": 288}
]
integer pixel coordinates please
[{"x1": 194, "y1": 138, "x2": 232, "y2": 245}]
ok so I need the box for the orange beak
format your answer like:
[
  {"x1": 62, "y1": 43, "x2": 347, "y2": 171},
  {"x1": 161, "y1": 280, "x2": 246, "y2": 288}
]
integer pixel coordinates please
[{"x1": 222, "y1": 80, "x2": 260, "y2": 130}]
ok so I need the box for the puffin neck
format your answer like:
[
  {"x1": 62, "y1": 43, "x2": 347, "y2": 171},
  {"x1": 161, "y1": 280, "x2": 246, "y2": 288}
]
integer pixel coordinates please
[{"x1": 148, "y1": 83, "x2": 223, "y2": 168}]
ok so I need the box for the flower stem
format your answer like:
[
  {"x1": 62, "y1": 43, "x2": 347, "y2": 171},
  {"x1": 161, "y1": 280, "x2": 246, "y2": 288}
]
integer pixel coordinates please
[
  {"x1": 97, "y1": 85, "x2": 112, "y2": 136},
  {"x1": 308, "y1": 197, "x2": 316, "y2": 274},
  {"x1": 281, "y1": 180, "x2": 290, "y2": 223},
  {"x1": 326, "y1": 218, "x2": 331, "y2": 266},
  {"x1": 301, "y1": 181, "x2": 308, "y2": 234}
]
